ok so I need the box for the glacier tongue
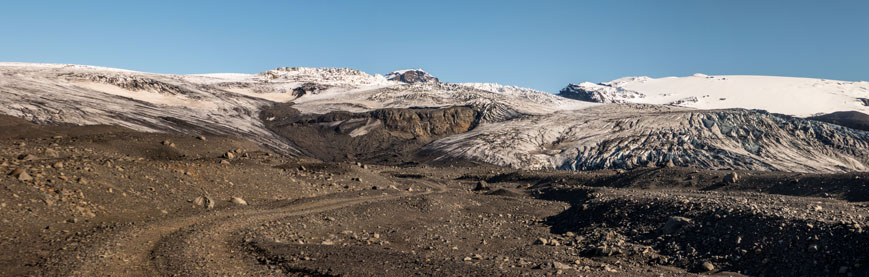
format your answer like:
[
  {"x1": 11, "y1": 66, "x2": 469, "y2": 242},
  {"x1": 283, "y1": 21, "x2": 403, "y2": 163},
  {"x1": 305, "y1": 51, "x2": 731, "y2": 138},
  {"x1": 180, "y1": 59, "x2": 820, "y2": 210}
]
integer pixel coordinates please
[{"x1": 424, "y1": 104, "x2": 869, "y2": 173}]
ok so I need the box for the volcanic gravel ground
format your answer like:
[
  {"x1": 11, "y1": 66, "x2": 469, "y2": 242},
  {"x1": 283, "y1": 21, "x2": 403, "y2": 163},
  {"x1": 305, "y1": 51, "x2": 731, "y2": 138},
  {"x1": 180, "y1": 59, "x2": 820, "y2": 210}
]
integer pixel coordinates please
[{"x1": 0, "y1": 115, "x2": 866, "y2": 276}]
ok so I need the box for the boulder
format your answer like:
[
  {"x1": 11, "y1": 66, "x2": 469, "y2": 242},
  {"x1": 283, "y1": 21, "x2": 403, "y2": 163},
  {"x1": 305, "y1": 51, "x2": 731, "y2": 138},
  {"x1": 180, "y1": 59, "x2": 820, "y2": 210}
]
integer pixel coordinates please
[
  {"x1": 230, "y1": 197, "x2": 248, "y2": 206},
  {"x1": 9, "y1": 168, "x2": 33, "y2": 181},
  {"x1": 661, "y1": 216, "x2": 692, "y2": 234},
  {"x1": 473, "y1": 180, "x2": 490, "y2": 191},
  {"x1": 724, "y1": 172, "x2": 739, "y2": 183}
]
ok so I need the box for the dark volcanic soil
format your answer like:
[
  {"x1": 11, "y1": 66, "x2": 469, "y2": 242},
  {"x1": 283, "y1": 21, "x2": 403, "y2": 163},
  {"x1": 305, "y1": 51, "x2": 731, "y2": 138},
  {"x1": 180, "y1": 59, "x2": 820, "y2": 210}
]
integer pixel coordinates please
[
  {"x1": 809, "y1": 111, "x2": 869, "y2": 132},
  {"x1": 1, "y1": 114, "x2": 867, "y2": 276},
  {"x1": 260, "y1": 103, "x2": 479, "y2": 164}
]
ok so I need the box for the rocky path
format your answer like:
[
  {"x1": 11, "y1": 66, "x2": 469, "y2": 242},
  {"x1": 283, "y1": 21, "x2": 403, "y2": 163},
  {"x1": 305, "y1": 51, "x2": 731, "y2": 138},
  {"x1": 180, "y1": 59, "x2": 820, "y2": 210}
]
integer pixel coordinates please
[{"x1": 40, "y1": 178, "x2": 446, "y2": 276}]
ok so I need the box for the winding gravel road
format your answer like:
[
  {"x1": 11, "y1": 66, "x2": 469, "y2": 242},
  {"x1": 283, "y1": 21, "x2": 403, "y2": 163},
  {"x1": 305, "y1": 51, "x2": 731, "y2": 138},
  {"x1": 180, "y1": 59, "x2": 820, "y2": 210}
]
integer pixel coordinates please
[{"x1": 41, "y1": 178, "x2": 446, "y2": 276}]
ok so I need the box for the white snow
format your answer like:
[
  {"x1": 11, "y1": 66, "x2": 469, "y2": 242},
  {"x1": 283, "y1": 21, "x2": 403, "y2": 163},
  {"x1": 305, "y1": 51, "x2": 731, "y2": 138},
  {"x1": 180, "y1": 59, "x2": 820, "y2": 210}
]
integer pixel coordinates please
[{"x1": 577, "y1": 74, "x2": 869, "y2": 117}]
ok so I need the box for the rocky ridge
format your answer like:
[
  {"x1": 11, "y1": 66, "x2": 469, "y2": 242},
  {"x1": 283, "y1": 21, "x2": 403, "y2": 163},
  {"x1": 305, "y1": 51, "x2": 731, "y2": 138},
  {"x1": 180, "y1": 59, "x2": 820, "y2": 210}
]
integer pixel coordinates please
[
  {"x1": 2, "y1": 63, "x2": 868, "y2": 173},
  {"x1": 558, "y1": 82, "x2": 645, "y2": 103}
]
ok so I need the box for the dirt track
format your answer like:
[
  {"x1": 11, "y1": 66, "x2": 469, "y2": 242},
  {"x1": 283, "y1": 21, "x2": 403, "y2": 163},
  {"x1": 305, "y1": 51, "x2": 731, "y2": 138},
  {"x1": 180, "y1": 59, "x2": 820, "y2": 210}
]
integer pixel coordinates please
[{"x1": 42, "y1": 178, "x2": 445, "y2": 276}]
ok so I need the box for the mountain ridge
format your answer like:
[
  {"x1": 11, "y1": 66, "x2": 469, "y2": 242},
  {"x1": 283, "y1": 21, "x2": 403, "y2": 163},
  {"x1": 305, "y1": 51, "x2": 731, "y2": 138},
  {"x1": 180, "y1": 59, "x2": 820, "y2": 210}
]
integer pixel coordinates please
[{"x1": 1, "y1": 63, "x2": 867, "y2": 173}]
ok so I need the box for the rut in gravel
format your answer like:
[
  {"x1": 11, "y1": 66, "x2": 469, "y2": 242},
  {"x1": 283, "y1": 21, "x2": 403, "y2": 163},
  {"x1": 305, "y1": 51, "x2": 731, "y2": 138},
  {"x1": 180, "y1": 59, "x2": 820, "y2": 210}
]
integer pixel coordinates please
[{"x1": 41, "y1": 179, "x2": 445, "y2": 276}]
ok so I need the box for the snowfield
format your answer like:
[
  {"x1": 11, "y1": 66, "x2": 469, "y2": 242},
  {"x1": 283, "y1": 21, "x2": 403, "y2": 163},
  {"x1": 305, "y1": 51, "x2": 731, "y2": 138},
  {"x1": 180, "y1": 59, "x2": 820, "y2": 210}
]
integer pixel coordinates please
[{"x1": 561, "y1": 74, "x2": 869, "y2": 117}]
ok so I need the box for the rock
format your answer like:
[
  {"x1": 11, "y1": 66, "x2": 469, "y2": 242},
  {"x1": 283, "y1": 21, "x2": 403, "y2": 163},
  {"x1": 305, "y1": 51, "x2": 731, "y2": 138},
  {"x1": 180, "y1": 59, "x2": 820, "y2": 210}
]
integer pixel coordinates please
[
  {"x1": 52, "y1": 161, "x2": 64, "y2": 168},
  {"x1": 664, "y1": 160, "x2": 675, "y2": 168},
  {"x1": 839, "y1": 266, "x2": 849, "y2": 274},
  {"x1": 194, "y1": 196, "x2": 215, "y2": 209},
  {"x1": 661, "y1": 216, "x2": 692, "y2": 234},
  {"x1": 223, "y1": 151, "x2": 235, "y2": 159},
  {"x1": 558, "y1": 82, "x2": 644, "y2": 103},
  {"x1": 230, "y1": 197, "x2": 247, "y2": 205},
  {"x1": 534, "y1": 238, "x2": 548, "y2": 245},
  {"x1": 385, "y1": 69, "x2": 439, "y2": 84},
  {"x1": 204, "y1": 197, "x2": 215, "y2": 209},
  {"x1": 553, "y1": 261, "x2": 572, "y2": 270},
  {"x1": 17, "y1": 154, "x2": 37, "y2": 161},
  {"x1": 220, "y1": 160, "x2": 230, "y2": 165},
  {"x1": 292, "y1": 82, "x2": 329, "y2": 97},
  {"x1": 590, "y1": 246, "x2": 615, "y2": 256},
  {"x1": 8, "y1": 168, "x2": 24, "y2": 176},
  {"x1": 161, "y1": 140, "x2": 171, "y2": 145},
  {"x1": 193, "y1": 196, "x2": 205, "y2": 206},
  {"x1": 11, "y1": 169, "x2": 33, "y2": 181},
  {"x1": 196, "y1": 135, "x2": 206, "y2": 141},
  {"x1": 699, "y1": 261, "x2": 715, "y2": 272},
  {"x1": 473, "y1": 180, "x2": 490, "y2": 191},
  {"x1": 724, "y1": 172, "x2": 739, "y2": 183},
  {"x1": 44, "y1": 149, "x2": 59, "y2": 158}
]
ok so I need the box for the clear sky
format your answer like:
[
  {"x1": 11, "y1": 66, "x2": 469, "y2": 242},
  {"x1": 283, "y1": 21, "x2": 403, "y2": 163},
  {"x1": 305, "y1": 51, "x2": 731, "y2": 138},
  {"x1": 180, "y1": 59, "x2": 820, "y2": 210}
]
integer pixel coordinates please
[{"x1": 1, "y1": 0, "x2": 867, "y2": 93}]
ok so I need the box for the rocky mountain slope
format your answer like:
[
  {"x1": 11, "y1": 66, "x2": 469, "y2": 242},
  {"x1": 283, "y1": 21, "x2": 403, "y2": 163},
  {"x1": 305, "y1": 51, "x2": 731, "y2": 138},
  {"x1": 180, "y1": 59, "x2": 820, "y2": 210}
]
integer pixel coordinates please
[
  {"x1": 559, "y1": 74, "x2": 869, "y2": 117},
  {"x1": 0, "y1": 64, "x2": 586, "y2": 155},
  {"x1": 1, "y1": 63, "x2": 868, "y2": 173},
  {"x1": 0, "y1": 63, "x2": 300, "y2": 155}
]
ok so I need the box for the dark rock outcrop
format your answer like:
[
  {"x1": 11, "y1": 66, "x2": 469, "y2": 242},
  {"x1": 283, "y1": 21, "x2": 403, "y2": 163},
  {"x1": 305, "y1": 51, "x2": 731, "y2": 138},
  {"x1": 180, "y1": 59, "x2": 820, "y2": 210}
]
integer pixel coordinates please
[
  {"x1": 557, "y1": 83, "x2": 643, "y2": 103},
  {"x1": 386, "y1": 70, "x2": 439, "y2": 84},
  {"x1": 65, "y1": 73, "x2": 192, "y2": 95},
  {"x1": 808, "y1": 111, "x2": 869, "y2": 132},
  {"x1": 292, "y1": 82, "x2": 329, "y2": 97},
  {"x1": 261, "y1": 104, "x2": 478, "y2": 163}
]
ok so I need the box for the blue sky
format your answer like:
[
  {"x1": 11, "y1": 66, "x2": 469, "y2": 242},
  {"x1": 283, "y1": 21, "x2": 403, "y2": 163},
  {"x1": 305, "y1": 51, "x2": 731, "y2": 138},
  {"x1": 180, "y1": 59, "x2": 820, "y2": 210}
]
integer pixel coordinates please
[{"x1": 1, "y1": 0, "x2": 867, "y2": 92}]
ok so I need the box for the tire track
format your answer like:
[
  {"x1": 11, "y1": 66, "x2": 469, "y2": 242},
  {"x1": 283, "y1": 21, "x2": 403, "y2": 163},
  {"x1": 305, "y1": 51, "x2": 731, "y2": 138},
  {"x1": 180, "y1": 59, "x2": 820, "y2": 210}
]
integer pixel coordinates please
[{"x1": 43, "y1": 179, "x2": 445, "y2": 276}]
